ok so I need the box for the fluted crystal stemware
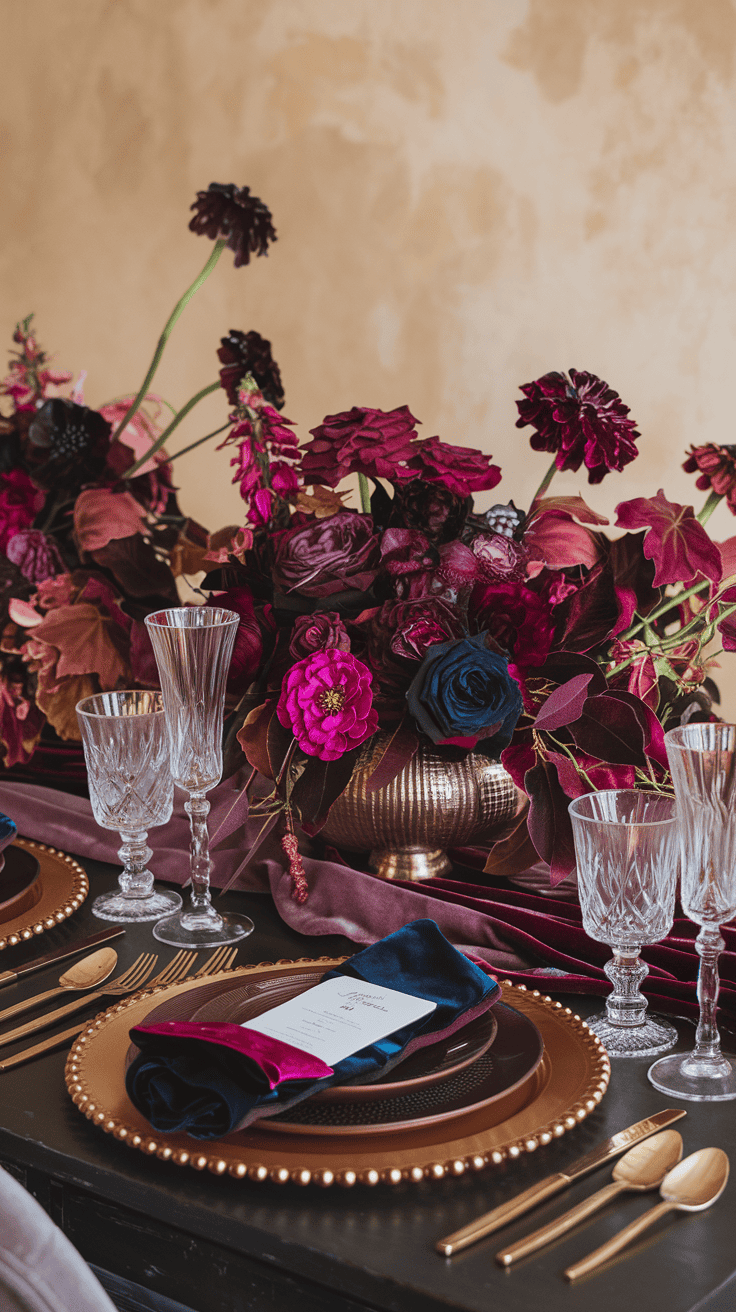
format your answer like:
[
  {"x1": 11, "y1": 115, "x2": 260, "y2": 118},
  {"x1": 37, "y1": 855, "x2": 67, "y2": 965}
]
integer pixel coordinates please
[
  {"x1": 569, "y1": 789, "x2": 679, "y2": 1058},
  {"x1": 76, "y1": 690, "x2": 182, "y2": 922},
  {"x1": 145, "y1": 606, "x2": 254, "y2": 948},
  {"x1": 649, "y1": 723, "x2": 736, "y2": 1101}
]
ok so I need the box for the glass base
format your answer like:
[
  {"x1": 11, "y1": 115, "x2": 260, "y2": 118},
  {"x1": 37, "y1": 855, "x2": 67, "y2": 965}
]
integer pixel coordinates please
[
  {"x1": 587, "y1": 1013, "x2": 678, "y2": 1059},
  {"x1": 152, "y1": 907, "x2": 254, "y2": 949},
  {"x1": 648, "y1": 1050, "x2": 736, "y2": 1101},
  {"x1": 92, "y1": 887, "x2": 182, "y2": 923}
]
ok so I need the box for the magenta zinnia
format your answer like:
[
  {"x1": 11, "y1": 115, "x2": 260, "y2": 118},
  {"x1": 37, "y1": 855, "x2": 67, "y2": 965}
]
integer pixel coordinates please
[
  {"x1": 516, "y1": 369, "x2": 639, "y2": 484},
  {"x1": 277, "y1": 649, "x2": 379, "y2": 761}
]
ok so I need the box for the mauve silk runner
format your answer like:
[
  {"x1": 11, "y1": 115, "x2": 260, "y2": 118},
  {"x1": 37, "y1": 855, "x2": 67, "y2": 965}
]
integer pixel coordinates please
[{"x1": 0, "y1": 777, "x2": 733, "y2": 1022}]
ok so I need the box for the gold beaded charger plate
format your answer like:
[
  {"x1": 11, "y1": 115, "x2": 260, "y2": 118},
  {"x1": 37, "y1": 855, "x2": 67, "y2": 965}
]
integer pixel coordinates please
[
  {"x1": 65, "y1": 960, "x2": 610, "y2": 1188},
  {"x1": 0, "y1": 841, "x2": 88, "y2": 951},
  {"x1": 131, "y1": 966, "x2": 500, "y2": 1110}
]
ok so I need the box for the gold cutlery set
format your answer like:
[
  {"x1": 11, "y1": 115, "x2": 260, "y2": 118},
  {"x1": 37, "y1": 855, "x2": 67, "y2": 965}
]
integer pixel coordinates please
[
  {"x1": 0, "y1": 942, "x2": 238, "y2": 1071},
  {"x1": 437, "y1": 1109, "x2": 730, "y2": 1280}
]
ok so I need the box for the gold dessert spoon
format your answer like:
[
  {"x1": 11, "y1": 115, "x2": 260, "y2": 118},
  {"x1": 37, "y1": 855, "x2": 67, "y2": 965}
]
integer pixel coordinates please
[
  {"x1": 564, "y1": 1147, "x2": 729, "y2": 1282},
  {"x1": 496, "y1": 1129, "x2": 684, "y2": 1266},
  {"x1": 0, "y1": 948, "x2": 118, "y2": 1026}
]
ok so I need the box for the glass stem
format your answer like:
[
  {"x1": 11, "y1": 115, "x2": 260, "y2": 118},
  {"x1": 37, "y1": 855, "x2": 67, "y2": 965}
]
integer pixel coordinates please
[
  {"x1": 185, "y1": 793, "x2": 213, "y2": 912},
  {"x1": 604, "y1": 948, "x2": 649, "y2": 1027},
  {"x1": 693, "y1": 925, "x2": 725, "y2": 1063},
  {"x1": 118, "y1": 832, "x2": 153, "y2": 898}
]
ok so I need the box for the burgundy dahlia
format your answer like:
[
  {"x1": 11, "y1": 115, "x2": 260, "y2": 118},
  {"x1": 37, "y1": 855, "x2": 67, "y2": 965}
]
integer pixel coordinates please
[
  {"x1": 189, "y1": 183, "x2": 277, "y2": 268},
  {"x1": 515, "y1": 369, "x2": 639, "y2": 484},
  {"x1": 683, "y1": 444, "x2": 736, "y2": 513},
  {"x1": 276, "y1": 649, "x2": 378, "y2": 761},
  {"x1": 403, "y1": 435, "x2": 502, "y2": 496},
  {"x1": 217, "y1": 330, "x2": 285, "y2": 409},
  {"x1": 302, "y1": 406, "x2": 419, "y2": 487}
]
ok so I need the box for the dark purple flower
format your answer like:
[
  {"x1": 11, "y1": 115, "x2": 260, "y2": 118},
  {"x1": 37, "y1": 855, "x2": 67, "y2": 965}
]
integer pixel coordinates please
[
  {"x1": 288, "y1": 611, "x2": 350, "y2": 660},
  {"x1": 389, "y1": 479, "x2": 470, "y2": 543},
  {"x1": 683, "y1": 444, "x2": 736, "y2": 513},
  {"x1": 277, "y1": 649, "x2": 378, "y2": 761},
  {"x1": 189, "y1": 183, "x2": 277, "y2": 268},
  {"x1": 5, "y1": 530, "x2": 64, "y2": 583},
  {"x1": 217, "y1": 330, "x2": 285, "y2": 409},
  {"x1": 302, "y1": 406, "x2": 419, "y2": 487},
  {"x1": 272, "y1": 512, "x2": 380, "y2": 599},
  {"x1": 515, "y1": 369, "x2": 639, "y2": 483},
  {"x1": 27, "y1": 399, "x2": 111, "y2": 492}
]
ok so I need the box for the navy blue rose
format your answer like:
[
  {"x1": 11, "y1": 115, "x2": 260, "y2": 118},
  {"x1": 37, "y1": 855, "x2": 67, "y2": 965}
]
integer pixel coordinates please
[{"x1": 406, "y1": 633, "x2": 523, "y2": 754}]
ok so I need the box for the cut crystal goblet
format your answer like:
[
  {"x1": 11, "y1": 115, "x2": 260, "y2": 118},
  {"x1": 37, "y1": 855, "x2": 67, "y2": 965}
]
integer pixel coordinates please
[
  {"x1": 569, "y1": 789, "x2": 679, "y2": 1058},
  {"x1": 648, "y1": 723, "x2": 736, "y2": 1101},
  {"x1": 76, "y1": 689, "x2": 182, "y2": 923},
  {"x1": 145, "y1": 606, "x2": 254, "y2": 949}
]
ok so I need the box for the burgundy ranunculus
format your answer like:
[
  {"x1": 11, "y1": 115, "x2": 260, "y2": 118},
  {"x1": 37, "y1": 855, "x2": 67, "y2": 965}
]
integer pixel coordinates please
[
  {"x1": 189, "y1": 183, "x2": 277, "y2": 268},
  {"x1": 469, "y1": 581, "x2": 555, "y2": 667},
  {"x1": 403, "y1": 435, "x2": 502, "y2": 496},
  {"x1": 301, "y1": 406, "x2": 419, "y2": 487},
  {"x1": 683, "y1": 444, "x2": 736, "y2": 513},
  {"x1": 389, "y1": 479, "x2": 471, "y2": 543},
  {"x1": 205, "y1": 586, "x2": 263, "y2": 694},
  {"x1": 470, "y1": 531, "x2": 529, "y2": 583},
  {"x1": 288, "y1": 611, "x2": 350, "y2": 660},
  {"x1": 217, "y1": 329, "x2": 284, "y2": 409},
  {"x1": 272, "y1": 512, "x2": 379, "y2": 598},
  {"x1": 516, "y1": 369, "x2": 639, "y2": 484},
  {"x1": 277, "y1": 649, "x2": 378, "y2": 761},
  {"x1": 6, "y1": 530, "x2": 64, "y2": 583},
  {"x1": 369, "y1": 598, "x2": 464, "y2": 664},
  {"x1": 0, "y1": 469, "x2": 43, "y2": 553}
]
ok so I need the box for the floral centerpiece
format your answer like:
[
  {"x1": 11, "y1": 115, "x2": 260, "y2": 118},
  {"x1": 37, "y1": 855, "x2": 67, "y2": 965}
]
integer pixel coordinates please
[{"x1": 2, "y1": 183, "x2": 736, "y2": 892}]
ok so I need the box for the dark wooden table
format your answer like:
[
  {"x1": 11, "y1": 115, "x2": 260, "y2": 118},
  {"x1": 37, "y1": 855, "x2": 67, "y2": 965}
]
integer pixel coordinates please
[{"x1": 0, "y1": 859, "x2": 734, "y2": 1312}]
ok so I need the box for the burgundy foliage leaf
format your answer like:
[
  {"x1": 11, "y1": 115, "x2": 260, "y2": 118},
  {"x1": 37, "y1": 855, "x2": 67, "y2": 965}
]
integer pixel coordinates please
[
  {"x1": 524, "y1": 761, "x2": 577, "y2": 884},
  {"x1": 292, "y1": 748, "x2": 363, "y2": 835},
  {"x1": 483, "y1": 803, "x2": 540, "y2": 879},
  {"x1": 533, "y1": 673, "x2": 594, "y2": 732},
  {"x1": 236, "y1": 701, "x2": 276, "y2": 779},
  {"x1": 568, "y1": 692, "x2": 649, "y2": 767},
  {"x1": 364, "y1": 721, "x2": 419, "y2": 794},
  {"x1": 615, "y1": 490, "x2": 722, "y2": 587}
]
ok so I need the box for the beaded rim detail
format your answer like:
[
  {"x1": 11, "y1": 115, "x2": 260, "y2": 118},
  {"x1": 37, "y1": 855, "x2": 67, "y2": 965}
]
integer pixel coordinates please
[
  {"x1": 0, "y1": 841, "x2": 89, "y2": 951},
  {"x1": 64, "y1": 967, "x2": 610, "y2": 1187}
]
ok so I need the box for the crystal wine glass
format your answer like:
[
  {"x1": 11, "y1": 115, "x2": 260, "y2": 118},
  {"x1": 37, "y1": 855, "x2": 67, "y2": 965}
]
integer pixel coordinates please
[
  {"x1": 144, "y1": 606, "x2": 254, "y2": 948},
  {"x1": 649, "y1": 723, "x2": 736, "y2": 1101},
  {"x1": 76, "y1": 690, "x2": 182, "y2": 922},
  {"x1": 569, "y1": 789, "x2": 679, "y2": 1058}
]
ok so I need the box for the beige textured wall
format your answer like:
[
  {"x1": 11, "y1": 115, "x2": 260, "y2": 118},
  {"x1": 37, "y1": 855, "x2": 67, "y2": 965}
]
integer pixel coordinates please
[{"x1": 3, "y1": 0, "x2": 736, "y2": 701}]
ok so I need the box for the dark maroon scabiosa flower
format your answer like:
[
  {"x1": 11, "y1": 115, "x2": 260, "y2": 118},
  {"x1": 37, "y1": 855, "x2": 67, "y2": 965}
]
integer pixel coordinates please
[
  {"x1": 189, "y1": 183, "x2": 277, "y2": 268},
  {"x1": 683, "y1": 444, "x2": 736, "y2": 513},
  {"x1": 26, "y1": 399, "x2": 111, "y2": 492},
  {"x1": 516, "y1": 369, "x2": 639, "y2": 484},
  {"x1": 277, "y1": 649, "x2": 378, "y2": 761},
  {"x1": 217, "y1": 330, "x2": 285, "y2": 409},
  {"x1": 389, "y1": 479, "x2": 471, "y2": 544},
  {"x1": 302, "y1": 406, "x2": 419, "y2": 487},
  {"x1": 403, "y1": 435, "x2": 502, "y2": 496}
]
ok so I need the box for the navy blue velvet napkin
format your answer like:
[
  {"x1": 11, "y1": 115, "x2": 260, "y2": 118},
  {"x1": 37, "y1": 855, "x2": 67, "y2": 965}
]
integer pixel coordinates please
[{"x1": 126, "y1": 919, "x2": 501, "y2": 1139}]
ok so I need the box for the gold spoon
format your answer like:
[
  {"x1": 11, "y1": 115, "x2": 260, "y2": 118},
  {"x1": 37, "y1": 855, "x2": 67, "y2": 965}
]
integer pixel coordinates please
[
  {"x1": 564, "y1": 1147, "x2": 730, "y2": 1282},
  {"x1": 0, "y1": 948, "x2": 118, "y2": 1026},
  {"x1": 496, "y1": 1129, "x2": 683, "y2": 1266}
]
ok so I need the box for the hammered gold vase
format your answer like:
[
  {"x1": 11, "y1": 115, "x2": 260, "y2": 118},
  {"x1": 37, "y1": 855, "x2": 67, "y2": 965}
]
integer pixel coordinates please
[{"x1": 320, "y1": 734, "x2": 519, "y2": 881}]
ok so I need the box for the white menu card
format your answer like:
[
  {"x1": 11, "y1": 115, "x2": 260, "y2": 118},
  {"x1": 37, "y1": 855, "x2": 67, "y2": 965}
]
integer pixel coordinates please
[{"x1": 243, "y1": 977, "x2": 437, "y2": 1067}]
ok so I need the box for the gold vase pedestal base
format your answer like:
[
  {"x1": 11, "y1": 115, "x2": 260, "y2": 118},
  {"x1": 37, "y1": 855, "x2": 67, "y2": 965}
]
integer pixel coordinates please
[{"x1": 369, "y1": 846, "x2": 450, "y2": 882}]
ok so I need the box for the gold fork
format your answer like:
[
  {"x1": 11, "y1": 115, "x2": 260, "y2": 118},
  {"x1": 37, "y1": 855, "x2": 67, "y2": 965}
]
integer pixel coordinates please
[
  {"x1": 0, "y1": 952, "x2": 158, "y2": 1050},
  {"x1": 0, "y1": 946, "x2": 240, "y2": 1070}
]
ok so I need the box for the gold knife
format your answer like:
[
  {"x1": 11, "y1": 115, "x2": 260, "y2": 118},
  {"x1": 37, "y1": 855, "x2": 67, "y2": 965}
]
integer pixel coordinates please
[
  {"x1": 435, "y1": 1108, "x2": 687, "y2": 1256},
  {"x1": 0, "y1": 1021, "x2": 86, "y2": 1071}
]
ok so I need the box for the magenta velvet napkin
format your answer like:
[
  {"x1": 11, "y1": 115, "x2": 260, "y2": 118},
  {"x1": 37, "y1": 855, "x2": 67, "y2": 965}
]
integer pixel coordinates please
[{"x1": 1, "y1": 777, "x2": 733, "y2": 1022}]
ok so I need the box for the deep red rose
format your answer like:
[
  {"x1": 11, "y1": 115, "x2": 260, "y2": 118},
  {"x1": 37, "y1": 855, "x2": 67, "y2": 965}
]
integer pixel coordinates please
[
  {"x1": 469, "y1": 581, "x2": 555, "y2": 667},
  {"x1": 369, "y1": 598, "x2": 464, "y2": 665},
  {"x1": 205, "y1": 586, "x2": 263, "y2": 694},
  {"x1": 272, "y1": 512, "x2": 380, "y2": 598},
  {"x1": 403, "y1": 435, "x2": 501, "y2": 496},
  {"x1": 683, "y1": 443, "x2": 736, "y2": 513},
  {"x1": 288, "y1": 611, "x2": 350, "y2": 660},
  {"x1": 301, "y1": 405, "x2": 419, "y2": 487},
  {"x1": 516, "y1": 369, "x2": 639, "y2": 484}
]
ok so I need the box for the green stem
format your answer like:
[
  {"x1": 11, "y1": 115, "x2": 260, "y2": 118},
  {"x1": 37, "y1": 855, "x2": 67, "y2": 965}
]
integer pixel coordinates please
[
  {"x1": 167, "y1": 421, "x2": 232, "y2": 465},
  {"x1": 529, "y1": 458, "x2": 558, "y2": 507},
  {"x1": 111, "y1": 238, "x2": 226, "y2": 445},
  {"x1": 619, "y1": 579, "x2": 710, "y2": 643},
  {"x1": 358, "y1": 472, "x2": 371, "y2": 514},
  {"x1": 125, "y1": 382, "x2": 220, "y2": 477},
  {"x1": 698, "y1": 490, "x2": 723, "y2": 527}
]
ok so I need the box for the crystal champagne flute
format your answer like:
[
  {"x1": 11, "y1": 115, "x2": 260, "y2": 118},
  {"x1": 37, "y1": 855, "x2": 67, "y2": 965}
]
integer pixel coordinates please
[
  {"x1": 144, "y1": 606, "x2": 254, "y2": 948},
  {"x1": 649, "y1": 723, "x2": 736, "y2": 1101},
  {"x1": 76, "y1": 690, "x2": 182, "y2": 922},
  {"x1": 569, "y1": 789, "x2": 679, "y2": 1058}
]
